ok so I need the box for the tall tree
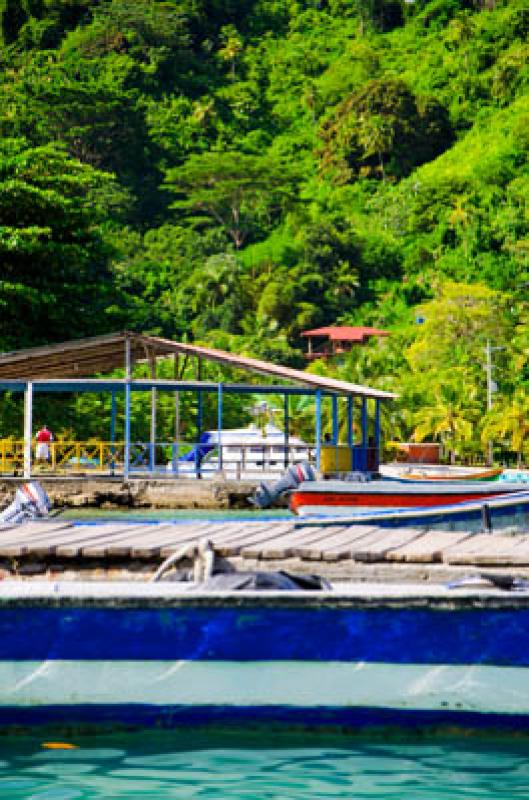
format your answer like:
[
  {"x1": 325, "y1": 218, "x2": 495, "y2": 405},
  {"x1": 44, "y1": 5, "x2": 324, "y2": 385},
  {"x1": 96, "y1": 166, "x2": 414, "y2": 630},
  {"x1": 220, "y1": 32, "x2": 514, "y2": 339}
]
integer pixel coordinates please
[
  {"x1": 319, "y1": 79, "x2": 453, "y2": 182},
  {"x1": 165, "y1": 151, "x2": 298, "y2": 248},
  {"x1": 0, "y1": 137, "x2": 120, "y2": 348}
]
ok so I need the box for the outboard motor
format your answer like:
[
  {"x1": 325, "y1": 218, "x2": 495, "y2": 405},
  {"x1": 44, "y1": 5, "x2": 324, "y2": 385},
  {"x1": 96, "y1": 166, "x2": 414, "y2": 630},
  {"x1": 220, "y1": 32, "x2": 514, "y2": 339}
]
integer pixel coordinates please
[
  {"x1": 0, "y1": 482, "x2": 51, "y2": 524},
  {"x1": 251, "y1": 462, "x2": 317, "y2": 509}
]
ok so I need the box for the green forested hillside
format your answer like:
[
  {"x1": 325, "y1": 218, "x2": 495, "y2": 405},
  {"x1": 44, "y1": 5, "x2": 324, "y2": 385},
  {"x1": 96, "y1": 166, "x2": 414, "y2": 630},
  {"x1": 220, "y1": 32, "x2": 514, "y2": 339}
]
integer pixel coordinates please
[{"x1": 1, "y1": 0, "x2": 529, "y2": 456}]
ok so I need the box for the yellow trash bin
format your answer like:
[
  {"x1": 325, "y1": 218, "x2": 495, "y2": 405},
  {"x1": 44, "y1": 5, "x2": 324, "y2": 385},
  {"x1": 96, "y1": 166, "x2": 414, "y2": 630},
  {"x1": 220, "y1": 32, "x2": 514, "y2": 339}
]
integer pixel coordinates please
[{"x1": 320, "y1": 445, "x2": 353, "y2": 475}]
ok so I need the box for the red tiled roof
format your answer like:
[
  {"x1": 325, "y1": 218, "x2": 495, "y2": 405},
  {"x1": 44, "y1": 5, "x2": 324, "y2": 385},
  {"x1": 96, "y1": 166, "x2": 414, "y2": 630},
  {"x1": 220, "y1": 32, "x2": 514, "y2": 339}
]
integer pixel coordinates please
[{"x1": 301, "y1": 326, "x2": 390, "y2": 341}]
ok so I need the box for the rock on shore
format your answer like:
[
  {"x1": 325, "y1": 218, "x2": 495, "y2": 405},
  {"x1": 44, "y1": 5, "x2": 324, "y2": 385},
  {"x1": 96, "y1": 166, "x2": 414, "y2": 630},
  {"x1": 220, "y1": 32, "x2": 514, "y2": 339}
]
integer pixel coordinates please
[{"x1": 0, "y1": 478, "x2": 270, "y2": 510}]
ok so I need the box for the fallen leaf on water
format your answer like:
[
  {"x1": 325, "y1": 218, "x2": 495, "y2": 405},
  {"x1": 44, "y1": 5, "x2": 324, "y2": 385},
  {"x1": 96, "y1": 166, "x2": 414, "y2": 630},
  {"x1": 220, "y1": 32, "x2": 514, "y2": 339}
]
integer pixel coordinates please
[{"x1": 41, "y1": 742, "x2": 79, "y2": 750}]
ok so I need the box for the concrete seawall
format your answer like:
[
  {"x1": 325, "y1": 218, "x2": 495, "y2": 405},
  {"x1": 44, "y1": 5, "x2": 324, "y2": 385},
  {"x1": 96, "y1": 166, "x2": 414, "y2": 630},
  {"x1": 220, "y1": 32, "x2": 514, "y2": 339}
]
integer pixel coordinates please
[{"x1": 0, "y1": 477, "x2": 269, "y2": 510}]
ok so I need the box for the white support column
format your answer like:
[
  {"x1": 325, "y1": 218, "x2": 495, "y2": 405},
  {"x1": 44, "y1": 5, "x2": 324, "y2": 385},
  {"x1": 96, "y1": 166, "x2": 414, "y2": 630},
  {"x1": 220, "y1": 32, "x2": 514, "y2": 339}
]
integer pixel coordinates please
[{"x1": 23, "y1": 381, "x2": 33, "y2": 478}]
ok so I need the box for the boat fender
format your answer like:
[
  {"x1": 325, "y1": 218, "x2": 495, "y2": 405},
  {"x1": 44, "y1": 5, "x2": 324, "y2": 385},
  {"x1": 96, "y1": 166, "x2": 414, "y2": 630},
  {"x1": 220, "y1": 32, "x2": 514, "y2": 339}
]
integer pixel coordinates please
[{"x1": 250, "y1": 462, "x2": 317, "y2": 509}]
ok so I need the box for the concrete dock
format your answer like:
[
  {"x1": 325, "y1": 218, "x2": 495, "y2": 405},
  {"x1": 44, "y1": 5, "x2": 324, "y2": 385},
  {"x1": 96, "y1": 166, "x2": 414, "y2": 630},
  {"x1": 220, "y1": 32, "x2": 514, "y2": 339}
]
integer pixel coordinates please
[
  {"x1": 3, "y1": 518, "x2": 529, "y2": 582},
  {"x1": 0, "y1": 477, "x2": 260, "y2": 510}
]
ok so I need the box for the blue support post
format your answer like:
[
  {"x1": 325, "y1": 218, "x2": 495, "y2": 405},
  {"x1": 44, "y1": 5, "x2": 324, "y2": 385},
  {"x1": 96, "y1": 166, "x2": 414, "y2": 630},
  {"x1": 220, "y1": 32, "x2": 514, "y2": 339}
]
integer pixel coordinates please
[
  {"x1": 124, "y1": 382, "x2": 131, "y2": 479},
  {"x1": 149, "y1": 388, "x2": 156, "y2": 474},
  {"x1": 374, "y1": 398, "x2": 381, "y2": 472},
  {"x1": 124, "y1": 337, "x2": 131, "y2": 479},
  {"x1": 195, "y1": 389, "x2": 203, "y2": 478},
  {"x1": 110, "y1": 390, "x2": 117, "y2": 474},
  {"x1": 332, "y1": 395, "x2": 339, "y2": 445},
  {"x1": 361, "y1": 396, "x2": 368, "y2": 472},
  {"x1": 173, "y1": 389, "x2": 180, "y2": 476},
  {"x1": 347, "y1": 395, "x2": 354, "y2": 472},
  {"x1": 315, "y1": 389, "x2": 322, "y2": 472},
  {"x1": 347, "y1": 396, "x2": 353, "y2": 446},
  {"x1": 217, "y1": 383, "x2": 223, "y2": 472},
  {"x1": 284, "y1": 393, "x2": 290, "y2": 469}
]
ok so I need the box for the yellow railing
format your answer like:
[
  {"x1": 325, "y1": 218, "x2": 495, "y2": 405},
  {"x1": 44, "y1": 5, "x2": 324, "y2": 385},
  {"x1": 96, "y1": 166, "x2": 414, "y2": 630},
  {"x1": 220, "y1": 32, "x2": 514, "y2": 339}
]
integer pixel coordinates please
[
  {"x1": 0, "y1": 439, "x2": 319, "y2": 475},
  {"x1": 0, "y1": 440, "x2": 126, "y2": 473},
  {"x1": 0, "y1": 439, "x2": 25, "y2": 473}
]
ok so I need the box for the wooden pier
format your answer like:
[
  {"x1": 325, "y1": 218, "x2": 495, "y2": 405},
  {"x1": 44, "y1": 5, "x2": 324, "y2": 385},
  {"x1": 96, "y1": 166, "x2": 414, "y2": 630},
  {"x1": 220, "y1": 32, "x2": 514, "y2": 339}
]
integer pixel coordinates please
[{"x1": 3, "y1": 519, "x2": 529, "y2": 579}]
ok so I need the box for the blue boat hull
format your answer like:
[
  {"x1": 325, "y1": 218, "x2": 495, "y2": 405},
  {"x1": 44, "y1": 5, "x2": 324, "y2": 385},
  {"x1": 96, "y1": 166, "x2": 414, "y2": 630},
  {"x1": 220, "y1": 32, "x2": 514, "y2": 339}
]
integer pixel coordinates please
[
  {"x1": 297, "y1": 490, "x2": 529, "y2": 530},
  {"x1": 1, "y1": 585, "x2": 529, "y2": 731}
]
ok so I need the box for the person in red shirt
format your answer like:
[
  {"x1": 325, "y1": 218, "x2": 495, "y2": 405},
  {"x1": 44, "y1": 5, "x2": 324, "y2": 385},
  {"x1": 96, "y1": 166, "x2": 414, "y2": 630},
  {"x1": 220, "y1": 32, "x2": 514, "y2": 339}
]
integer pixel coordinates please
[{"x1": 36, "y1": 425, "x2": 53, "y2": 463}]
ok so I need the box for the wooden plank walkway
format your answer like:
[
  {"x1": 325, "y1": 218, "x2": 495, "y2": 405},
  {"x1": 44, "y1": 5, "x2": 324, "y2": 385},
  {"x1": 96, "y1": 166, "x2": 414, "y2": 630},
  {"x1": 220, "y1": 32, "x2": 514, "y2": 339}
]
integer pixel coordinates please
[{"x1": 0, "y1": 519, "x2": 529, "y2": 569}]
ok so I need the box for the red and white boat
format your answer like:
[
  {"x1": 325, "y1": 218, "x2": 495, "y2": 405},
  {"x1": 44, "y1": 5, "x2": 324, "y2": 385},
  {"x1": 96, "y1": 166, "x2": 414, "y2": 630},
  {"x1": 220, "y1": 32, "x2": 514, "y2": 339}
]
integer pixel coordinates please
[{"x1": 289, "y1": 479, "x2": 529, "y2": 517}]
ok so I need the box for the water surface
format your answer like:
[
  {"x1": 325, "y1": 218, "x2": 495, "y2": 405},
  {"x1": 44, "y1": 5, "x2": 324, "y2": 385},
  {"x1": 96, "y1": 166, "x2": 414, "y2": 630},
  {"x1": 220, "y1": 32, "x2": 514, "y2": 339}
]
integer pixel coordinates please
[
  {"x1": 1, "y1": 729, "x2": 528, "y2": 799},
  {"x1": 62, "y1": 508, "x2": 292, "y2": 523}
]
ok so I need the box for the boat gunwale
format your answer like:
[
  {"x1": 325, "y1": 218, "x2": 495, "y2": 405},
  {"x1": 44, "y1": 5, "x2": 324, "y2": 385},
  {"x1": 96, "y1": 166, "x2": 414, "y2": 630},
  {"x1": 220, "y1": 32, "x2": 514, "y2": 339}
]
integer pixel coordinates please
[
  {"x1": 295, "y1": 481, "x2": 529, "y2": 496},
  {"x1": 1, "y1": 581, "x2": 529, "y2": 610}
]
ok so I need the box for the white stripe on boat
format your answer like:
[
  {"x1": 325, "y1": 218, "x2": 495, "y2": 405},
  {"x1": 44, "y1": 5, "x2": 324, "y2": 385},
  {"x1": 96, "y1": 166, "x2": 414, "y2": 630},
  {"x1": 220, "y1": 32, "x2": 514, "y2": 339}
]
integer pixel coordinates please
[{"x1": 0, "y1": 661, "x2": 528, "y2": 715}]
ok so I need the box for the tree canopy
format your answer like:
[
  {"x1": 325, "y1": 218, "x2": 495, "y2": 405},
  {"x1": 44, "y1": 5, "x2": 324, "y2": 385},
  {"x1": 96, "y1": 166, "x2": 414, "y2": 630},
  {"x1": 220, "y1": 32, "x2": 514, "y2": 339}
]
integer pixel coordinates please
[
  {"x1": 1, "y1": 0, "x2": 529, "y2": 458},
  {"x1": 0, "y1": 137, "x2": 121, "y2": 349}
]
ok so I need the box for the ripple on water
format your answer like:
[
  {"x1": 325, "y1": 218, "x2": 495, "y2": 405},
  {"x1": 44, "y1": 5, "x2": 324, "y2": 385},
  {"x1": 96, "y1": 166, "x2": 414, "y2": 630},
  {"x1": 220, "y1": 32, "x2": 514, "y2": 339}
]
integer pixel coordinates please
[{"x1": 1, "y1": 731, "x2": 529, "y2": 799}]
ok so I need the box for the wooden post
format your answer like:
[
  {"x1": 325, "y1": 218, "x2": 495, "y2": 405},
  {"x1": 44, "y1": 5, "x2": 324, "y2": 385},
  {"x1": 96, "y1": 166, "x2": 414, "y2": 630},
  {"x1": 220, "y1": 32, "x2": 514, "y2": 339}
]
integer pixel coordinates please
[{"x1": 23, "y1": 381, "x2": 33, "y2": 478}]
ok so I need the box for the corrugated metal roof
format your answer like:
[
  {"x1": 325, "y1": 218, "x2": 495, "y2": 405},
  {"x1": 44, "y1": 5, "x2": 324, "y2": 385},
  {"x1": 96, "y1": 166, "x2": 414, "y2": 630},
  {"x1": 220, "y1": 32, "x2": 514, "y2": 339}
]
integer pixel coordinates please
[
  {"x1": 301, "y1": 326, "x2": 389, "y2": 341},
  {"x1": 0, "y1": 332, "x2": 396, "y2": 400}
]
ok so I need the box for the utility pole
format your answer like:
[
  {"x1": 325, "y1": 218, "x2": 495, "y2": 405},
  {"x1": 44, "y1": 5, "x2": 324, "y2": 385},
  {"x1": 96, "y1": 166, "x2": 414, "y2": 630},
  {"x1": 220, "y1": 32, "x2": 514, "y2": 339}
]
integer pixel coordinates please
[
  {"x1": 485, "y1": 339, "x2": 502, "y2": 466},
  {"x1": 485, "y1": 339, "x2": 493, "y2": 414}
]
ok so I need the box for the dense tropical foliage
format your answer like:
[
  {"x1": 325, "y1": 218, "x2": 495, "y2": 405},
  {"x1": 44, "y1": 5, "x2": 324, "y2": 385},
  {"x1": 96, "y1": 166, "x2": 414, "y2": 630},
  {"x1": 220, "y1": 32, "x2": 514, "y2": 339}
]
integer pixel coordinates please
[{"x1": 1, "y1": 0, "x2": 529, "y2": 459}]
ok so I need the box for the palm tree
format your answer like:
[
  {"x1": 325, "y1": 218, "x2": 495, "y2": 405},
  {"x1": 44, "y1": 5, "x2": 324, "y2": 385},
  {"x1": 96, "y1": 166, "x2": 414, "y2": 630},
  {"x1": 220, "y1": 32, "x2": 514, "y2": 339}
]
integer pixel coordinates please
[
  {"x1": 262, "y1": 394, "x2": 318, "y2": 442},
  {"x1": 412, "y1": 377, "x2": 480, "y2": 463},
  {"x1": 482, "y1": 390, "x2": 529, "y2": 467}
]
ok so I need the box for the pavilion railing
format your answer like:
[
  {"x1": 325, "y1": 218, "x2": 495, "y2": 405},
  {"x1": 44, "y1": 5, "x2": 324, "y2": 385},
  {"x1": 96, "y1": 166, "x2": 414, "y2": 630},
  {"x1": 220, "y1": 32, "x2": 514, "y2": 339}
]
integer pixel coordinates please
[
  {"x1": 0, "y1": 439, "x2": 379, "y2": 477},
  {"x1": 0, "y1": 439, "x2": 318, "y2": 477}
]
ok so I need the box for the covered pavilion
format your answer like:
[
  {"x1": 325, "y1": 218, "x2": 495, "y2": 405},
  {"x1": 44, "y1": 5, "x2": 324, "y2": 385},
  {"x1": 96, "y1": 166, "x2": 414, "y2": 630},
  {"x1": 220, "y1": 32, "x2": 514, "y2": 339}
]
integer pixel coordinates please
[{"x1": 0, "y1": 332, "x2": 395, "y2": 478}]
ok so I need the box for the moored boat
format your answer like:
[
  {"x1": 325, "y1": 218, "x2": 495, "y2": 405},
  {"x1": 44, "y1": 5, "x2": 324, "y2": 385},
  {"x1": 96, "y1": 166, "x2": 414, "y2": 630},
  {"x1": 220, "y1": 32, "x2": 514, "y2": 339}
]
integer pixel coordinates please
[
  {"x1": 380, "y1": 464, "x2": 503, "y2": 481},
  {"x1": 383, "y1": 467, "x2": 503, "y2": 482},
  {"x1": 1, "y1": 580, "x2": 529, "y2": 731},
  {"x1": 289, "y1": 479, "x2": 529, "y2": 517},
  {"x1": 295, "y1": 489, "x2": 529, "y2": 532},
  {"x1": 167, "y1": 423, "x2": 310, "y2": 479}
]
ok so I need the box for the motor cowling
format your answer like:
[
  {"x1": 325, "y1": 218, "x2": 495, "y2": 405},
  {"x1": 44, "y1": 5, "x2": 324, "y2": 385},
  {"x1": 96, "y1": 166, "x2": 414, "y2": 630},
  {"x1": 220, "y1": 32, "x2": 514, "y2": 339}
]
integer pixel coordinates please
[
  {"x1": 0, "y1": 482, "x2": 51, "y2": 524},
  {"x1": 251, "y1": 462, "x2": 317, "y2": 508}
]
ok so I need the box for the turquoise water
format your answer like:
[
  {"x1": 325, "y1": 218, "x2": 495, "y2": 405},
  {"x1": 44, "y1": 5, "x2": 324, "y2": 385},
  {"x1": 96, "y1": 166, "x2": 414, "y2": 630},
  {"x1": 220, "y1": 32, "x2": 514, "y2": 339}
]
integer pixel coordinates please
[
  {"x1": 62, "y1": 508, "x2": 292, "y2": 522},
  {"x1": 1, "y1": 730, "x2": 529, "y2": 799}
]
